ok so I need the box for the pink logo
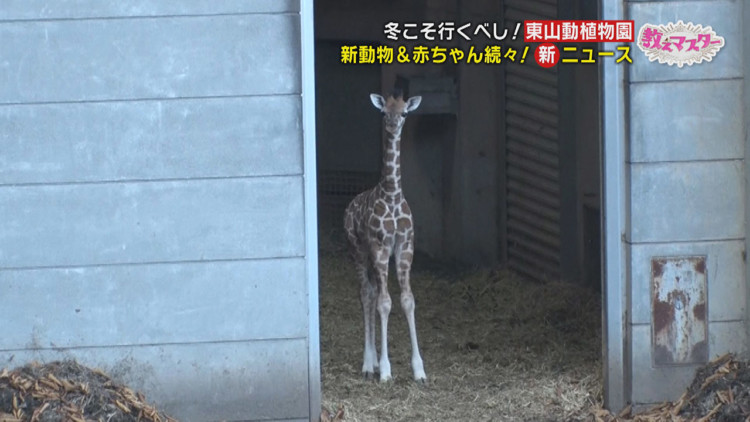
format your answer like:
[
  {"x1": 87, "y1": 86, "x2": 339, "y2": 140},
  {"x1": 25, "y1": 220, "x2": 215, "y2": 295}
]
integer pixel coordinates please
[{"x1": 636, "y1": 20, "x2": 725, "y2": 67}]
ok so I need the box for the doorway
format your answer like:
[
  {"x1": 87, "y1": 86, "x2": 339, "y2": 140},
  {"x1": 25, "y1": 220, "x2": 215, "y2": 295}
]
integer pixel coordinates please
[{"x1": 314, "y1": 0, "x2": 606, "y2": 419}]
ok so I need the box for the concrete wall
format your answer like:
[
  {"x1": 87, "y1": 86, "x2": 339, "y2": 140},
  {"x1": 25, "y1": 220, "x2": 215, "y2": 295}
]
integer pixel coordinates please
[
  {"x1": 0, "y1": 1, "x2": 319, "y2": 421},
  {"x1": 625, "y1": 0, "x2": 746, "y2": 408}
]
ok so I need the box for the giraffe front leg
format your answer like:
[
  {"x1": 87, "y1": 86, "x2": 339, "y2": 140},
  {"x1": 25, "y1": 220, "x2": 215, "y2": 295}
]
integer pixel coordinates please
[
  {"x1": 401, "y1": 287, "x2": 426, "y2": 383},
  {"x1": 396, "y1": 245, "x2": 427, "y2": 383},
  {"x1": 376, "y1": 289, "x2": 392, "y2": 382}
]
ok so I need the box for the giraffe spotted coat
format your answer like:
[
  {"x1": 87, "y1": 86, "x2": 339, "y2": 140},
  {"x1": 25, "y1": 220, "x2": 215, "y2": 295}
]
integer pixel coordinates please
[{"x1": 343, "y1": 91, "x2": 426, "y2": 383}]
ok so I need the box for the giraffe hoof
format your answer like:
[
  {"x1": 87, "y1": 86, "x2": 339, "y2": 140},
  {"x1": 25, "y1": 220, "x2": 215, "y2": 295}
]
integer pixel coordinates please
[
  {"x1": 362, "y1": 371, "x2": 376, "y2": 381},
  {"x1": 415, "y1": 377, "x2": 428, "y2": 386}
]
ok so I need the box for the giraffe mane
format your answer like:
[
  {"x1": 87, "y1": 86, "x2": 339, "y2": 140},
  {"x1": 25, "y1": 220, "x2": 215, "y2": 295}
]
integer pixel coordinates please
[{"x1": 385, "y1": 89, "x2": 406, "y2": 109}]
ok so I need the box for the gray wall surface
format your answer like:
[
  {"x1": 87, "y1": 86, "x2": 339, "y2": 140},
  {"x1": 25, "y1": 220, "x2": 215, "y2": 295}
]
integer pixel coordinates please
[
  {"x1": 0, "y1": 1, "x2": 319, "y2": 421},
  {"x1": 624, "y1": 0, "x2": 746, "y2": 408}
]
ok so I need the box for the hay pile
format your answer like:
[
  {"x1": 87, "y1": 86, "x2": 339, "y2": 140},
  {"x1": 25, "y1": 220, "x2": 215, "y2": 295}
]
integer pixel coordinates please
[
  {"x1": 590, "y1": 354, "x2": 750, "y2": 422},
  {"x1": 318, "y1": 229, "x2": 602, "y2": 421},
  {"x1": 0, "y1": 360, "x2": 176, "y2": 422}
]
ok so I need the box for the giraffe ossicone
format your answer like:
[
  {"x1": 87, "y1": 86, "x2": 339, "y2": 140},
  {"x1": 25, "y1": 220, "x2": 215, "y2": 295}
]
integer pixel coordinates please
[{"x1": 343, "y1": 90, "x2": 426, "y2": 383}]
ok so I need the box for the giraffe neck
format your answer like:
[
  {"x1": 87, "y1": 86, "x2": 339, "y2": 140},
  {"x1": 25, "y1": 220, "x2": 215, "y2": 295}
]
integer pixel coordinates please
[{"x1": 378, "y1": 129, "x2": 402, "y2": 202}]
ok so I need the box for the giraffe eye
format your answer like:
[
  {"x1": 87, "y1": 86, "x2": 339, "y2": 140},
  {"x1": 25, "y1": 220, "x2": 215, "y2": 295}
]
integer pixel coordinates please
[{"x1": 401, "y1": 112, "x2": 407, "y2": 117}]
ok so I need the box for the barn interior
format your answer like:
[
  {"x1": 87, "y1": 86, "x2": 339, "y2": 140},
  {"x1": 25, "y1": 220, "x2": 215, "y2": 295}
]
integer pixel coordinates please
[{"x1": 314, "y1": 0, "x2": 604, "y2": 419}]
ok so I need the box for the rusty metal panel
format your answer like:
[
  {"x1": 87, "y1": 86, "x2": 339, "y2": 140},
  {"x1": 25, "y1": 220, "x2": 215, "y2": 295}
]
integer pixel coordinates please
[{"x1": 651, "y1": 256, "x2": 708, "y2": 366}]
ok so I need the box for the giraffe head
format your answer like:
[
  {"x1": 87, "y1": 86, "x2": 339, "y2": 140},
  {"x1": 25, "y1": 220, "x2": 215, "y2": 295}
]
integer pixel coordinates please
[{"x1": 370, "y1": 90, "x2": 422, "y2": 135}]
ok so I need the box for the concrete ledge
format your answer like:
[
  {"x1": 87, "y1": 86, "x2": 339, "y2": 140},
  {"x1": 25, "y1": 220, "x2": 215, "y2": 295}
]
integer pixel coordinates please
[
  {"x1": 0, "y1": 14, "x2": 301, "y2": 103},
  {"x1": 0, "y1": 339, "x2": 309, "y2": 422},
  {"x1": 1, "y1": 96, "x2": 302, "y2": 184},
  {"x1": 0, "y1": 258, "x2": 307, "y2": 349},
  {"x1": 630, "y1": 160, "x2": 744, "y2": 242},
  {"x1": 0, "y1": 177, "x2": 305, "y2": 268},
  {"x1": 0, "y1": 1, "x2": 299, "y2": 20},
  {"x1": 709, "y1": 320, "x2": 748, "y2": 359},
  {"x1": 630, "y1": 79, "x2": 743, "y2": 162}
]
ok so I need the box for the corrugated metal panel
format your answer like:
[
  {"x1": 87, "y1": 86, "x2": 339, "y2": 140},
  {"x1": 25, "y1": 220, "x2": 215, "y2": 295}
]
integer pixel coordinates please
[{"x1": 504, "y1": 0, "x2": 561, "y2": 282}]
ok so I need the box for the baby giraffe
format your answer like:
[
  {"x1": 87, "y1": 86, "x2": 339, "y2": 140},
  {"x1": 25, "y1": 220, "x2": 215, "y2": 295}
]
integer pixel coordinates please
[{"x1": 343, "y1": 90, "x2": 426, "y2": 383}]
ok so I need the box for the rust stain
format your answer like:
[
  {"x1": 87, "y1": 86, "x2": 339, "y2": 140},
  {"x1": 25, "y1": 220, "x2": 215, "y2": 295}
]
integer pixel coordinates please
[
  {"x1": 693, "y1": 303, "x2": 706, "y2": 321},
  {"x1": 667, "y1": 290, "x2": 686, "y2": 308},
  {"x1": 652, "y1": 259, "x2": 665, "y2": 278},
  {"x1": 694, "y1": 259, "x2": 706, "y2": 275},
  {"x1": 652, "y1": 299, "x2": 674, "y2": 334},
  {"x1": 690, "y1": 340, "x2": 708, "y2": 363},
  {"x1": 666, "y1": 290, "x2": 688, "y2": 309}
]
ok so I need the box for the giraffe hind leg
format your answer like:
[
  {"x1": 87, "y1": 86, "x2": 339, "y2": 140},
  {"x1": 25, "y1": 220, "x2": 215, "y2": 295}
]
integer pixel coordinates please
[
  {"x1": 367, "y1": 264, "x2": 379, "y2": 373},
  {"x1": 358, "y1": 258, "x2": 378, "y2": 380},
  {"x1": 344, "y1": 205, "x2": 378, "y2": 378},
  {"x1": 372, "y1": 245, "x2": 393, "y2": 382}
]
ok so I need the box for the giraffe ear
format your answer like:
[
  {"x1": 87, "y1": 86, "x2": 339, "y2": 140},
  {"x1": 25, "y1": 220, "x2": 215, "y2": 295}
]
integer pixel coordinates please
[
  {"x1": 405, "y1": 96, "x2": 422, "y2": 112},
  {"x1": 370, "y1": 93, "x2": 386, "y2": 110}
]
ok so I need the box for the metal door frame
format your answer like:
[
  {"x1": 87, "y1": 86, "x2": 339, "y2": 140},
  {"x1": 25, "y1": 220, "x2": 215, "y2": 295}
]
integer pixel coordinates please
[
  {"x1": 301, "y1": 0, "x2": 322, "y2": 418},
  {"x1": 601, "y1": 0, "x2": 629, "y2": 412}
]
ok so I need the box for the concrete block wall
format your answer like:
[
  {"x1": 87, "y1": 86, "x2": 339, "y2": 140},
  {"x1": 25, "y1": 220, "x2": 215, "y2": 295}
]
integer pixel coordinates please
[
  {"x1": 0, "y1": 1, "x2": 318, "y2": 421},
  {"x1": 626, "y1": 0, "x2": 746, "y2": 407}
]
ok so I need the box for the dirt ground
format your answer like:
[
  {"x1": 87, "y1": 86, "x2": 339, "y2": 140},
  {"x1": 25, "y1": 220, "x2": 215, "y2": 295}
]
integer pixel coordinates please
[{"x1": 319, "y1": 229, "x2": 602, "y2": 422}]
